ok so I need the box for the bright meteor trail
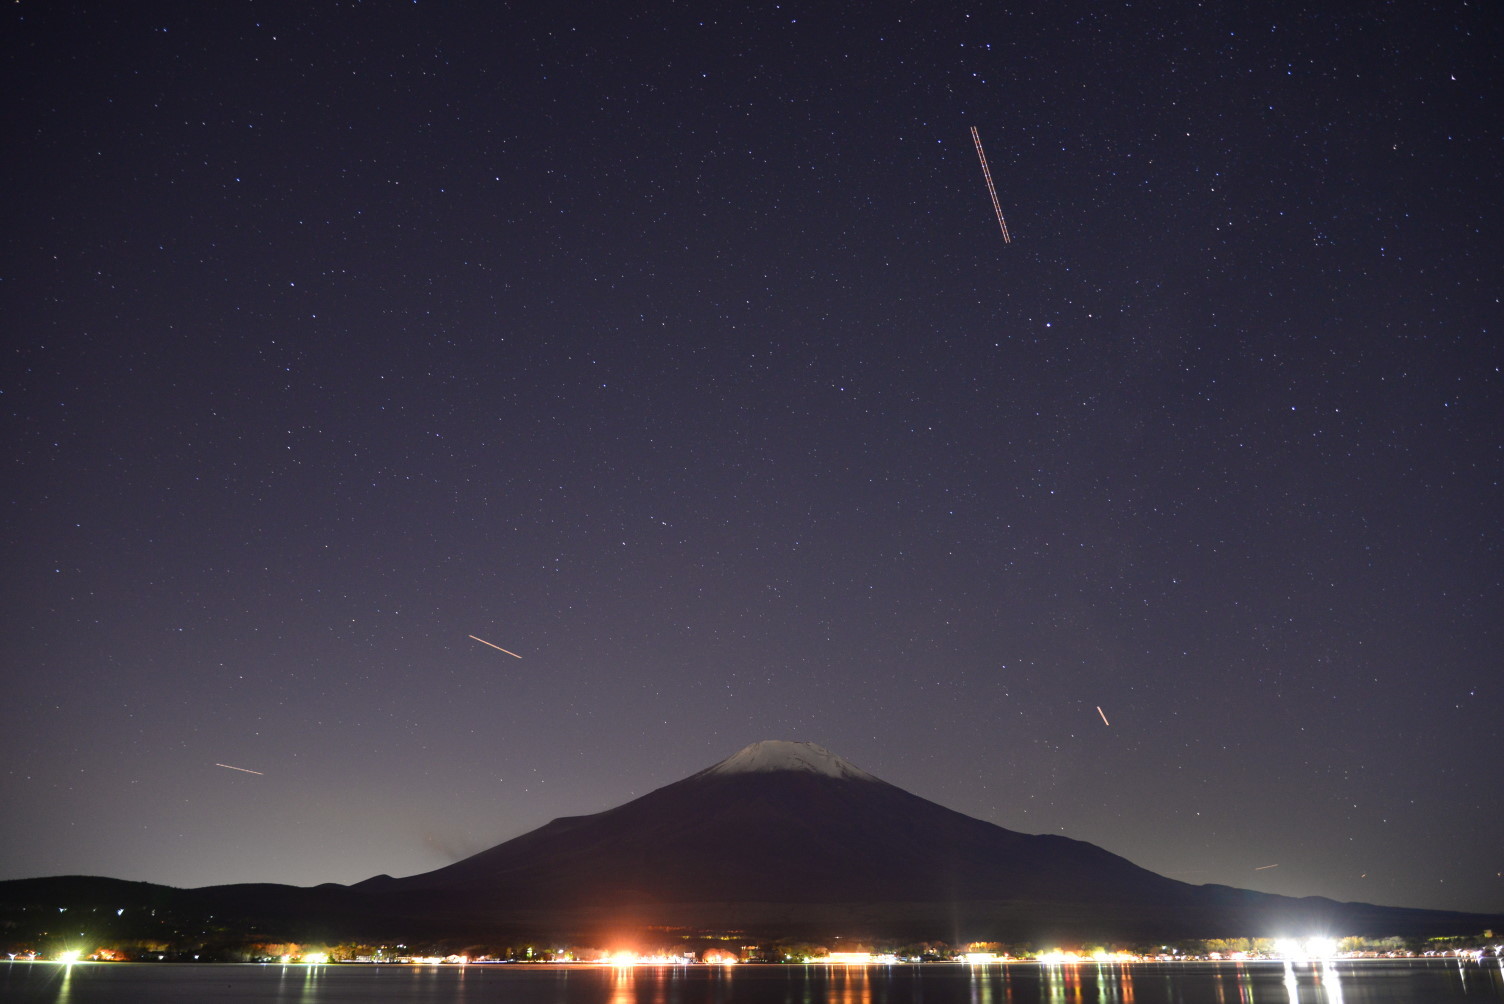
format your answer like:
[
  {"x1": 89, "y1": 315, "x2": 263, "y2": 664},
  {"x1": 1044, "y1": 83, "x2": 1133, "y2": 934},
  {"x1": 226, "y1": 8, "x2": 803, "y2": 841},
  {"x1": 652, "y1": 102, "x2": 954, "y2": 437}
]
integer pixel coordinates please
[
  {"x1": 215, "y1": 763, "x2": 264, "y2": 775},
  {"x1": 469, "y1": 635, "x2": 522, "y2": 658},
  {"x1": 969, "y1": 126, "x2": 1011, "y2": 243}
]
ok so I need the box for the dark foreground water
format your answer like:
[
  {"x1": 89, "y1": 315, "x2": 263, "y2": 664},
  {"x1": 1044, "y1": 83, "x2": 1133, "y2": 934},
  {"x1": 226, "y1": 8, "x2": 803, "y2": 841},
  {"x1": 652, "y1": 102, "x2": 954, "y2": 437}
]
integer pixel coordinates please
[{"x1": 5, "y1": 958, "x2": 1503, "y2": 1003}]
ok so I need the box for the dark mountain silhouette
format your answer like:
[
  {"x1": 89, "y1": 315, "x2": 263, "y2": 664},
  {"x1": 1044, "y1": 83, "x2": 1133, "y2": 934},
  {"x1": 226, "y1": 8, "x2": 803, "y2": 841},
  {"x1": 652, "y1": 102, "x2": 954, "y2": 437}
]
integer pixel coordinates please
[
  {"x1": 4, "y1": 741, "x2": 1499, "y2": 947},
  {"x1": 347, "y1": 741, "x2": 1496, "y2": 943},
  {"x1": 356, "y1": 741, "x2": 1185, "y2": 927}
]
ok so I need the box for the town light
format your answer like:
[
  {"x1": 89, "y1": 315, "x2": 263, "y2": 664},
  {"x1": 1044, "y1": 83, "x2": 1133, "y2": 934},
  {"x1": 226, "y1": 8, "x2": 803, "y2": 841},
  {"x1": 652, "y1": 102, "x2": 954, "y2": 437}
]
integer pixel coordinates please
[
  {"x1": 1274, "y1": 938, "x2": 1337, "y2": 961},
  {"x1": 1304, "y1": 939, "x2": 1337, "y2": 960}
]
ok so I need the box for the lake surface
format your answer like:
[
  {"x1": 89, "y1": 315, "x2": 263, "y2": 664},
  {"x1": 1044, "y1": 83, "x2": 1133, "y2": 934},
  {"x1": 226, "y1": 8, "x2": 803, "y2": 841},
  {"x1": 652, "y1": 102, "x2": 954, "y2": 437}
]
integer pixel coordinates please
[{"x1": 5, "y1": 958, "x2": 1502, "y2": 1003}]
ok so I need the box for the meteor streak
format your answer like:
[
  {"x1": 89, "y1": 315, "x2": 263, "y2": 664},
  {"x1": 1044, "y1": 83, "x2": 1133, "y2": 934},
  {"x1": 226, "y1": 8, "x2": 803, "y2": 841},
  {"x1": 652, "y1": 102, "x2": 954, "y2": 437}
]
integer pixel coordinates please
[
  {"x1": 215, "y1": 763, "x2": 264, "y2": 775},
  {"x1": 970, "y1": 126, "x2": 1012, "y2": 243},
  {"x1": 1255, "y1": 863, "x2": 1280, "y2": 871},
  {"x1": 469, "y1": 634, "x2": 522, "y2": 658},
  {"x1": 1096, "y1": 705, "x2": 1110, "y2": 726}
]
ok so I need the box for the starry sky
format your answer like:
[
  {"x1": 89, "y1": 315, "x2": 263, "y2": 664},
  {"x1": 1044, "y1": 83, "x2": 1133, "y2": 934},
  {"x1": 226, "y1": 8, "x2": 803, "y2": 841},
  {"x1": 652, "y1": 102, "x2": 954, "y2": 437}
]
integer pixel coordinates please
[{"x1": 4, "y1": 1, "x2": 1500, "y2": 917}]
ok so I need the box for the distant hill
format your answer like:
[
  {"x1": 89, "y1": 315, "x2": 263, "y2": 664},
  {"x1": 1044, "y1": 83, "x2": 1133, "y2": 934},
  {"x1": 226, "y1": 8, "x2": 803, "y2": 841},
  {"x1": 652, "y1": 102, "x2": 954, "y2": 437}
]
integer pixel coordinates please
[{"x1": 4, "y1": 741, "x2": 1499, "y2": 947}]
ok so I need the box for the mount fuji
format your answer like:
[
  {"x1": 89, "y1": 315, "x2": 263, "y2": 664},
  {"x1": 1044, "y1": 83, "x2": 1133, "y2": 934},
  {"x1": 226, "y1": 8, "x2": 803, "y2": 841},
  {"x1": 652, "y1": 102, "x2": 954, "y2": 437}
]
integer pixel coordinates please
[
  {"x1": 345, "y1": 740, "x2": 1496, "y2": 942},
  {"x1": 4, "y1": 740, "x2": 1498, "y2": 946}
]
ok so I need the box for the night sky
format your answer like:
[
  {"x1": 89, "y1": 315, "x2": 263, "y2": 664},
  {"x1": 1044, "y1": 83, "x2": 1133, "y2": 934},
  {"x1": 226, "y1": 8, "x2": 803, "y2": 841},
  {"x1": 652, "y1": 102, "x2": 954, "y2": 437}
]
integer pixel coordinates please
[{"x1": 4, "y1": 2, "x2": 1500, "y2": 917}]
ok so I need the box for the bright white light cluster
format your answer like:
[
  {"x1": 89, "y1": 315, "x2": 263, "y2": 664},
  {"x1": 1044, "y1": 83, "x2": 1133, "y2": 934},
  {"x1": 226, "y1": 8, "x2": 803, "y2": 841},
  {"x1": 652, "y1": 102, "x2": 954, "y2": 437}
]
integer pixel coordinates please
[{"x1": 1274, "y1": 938, "x2": 1337, "y2": 961}]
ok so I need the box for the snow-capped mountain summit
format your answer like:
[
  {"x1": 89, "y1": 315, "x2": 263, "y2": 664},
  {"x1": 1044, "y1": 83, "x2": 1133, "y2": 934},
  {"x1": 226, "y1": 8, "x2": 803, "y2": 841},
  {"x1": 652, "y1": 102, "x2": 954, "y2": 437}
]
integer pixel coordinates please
[{"x1": 696, "y1": 740, "x2": 881, "y2": 782}]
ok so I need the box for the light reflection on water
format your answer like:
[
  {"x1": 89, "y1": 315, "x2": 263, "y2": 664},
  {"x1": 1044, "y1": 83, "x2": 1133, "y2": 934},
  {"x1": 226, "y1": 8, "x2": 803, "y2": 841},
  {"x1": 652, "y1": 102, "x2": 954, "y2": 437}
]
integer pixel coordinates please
[
  {"x1": 967, "y1": 961, "x2": 1012, "y2": 1004},
  {"x1": 1035, "y1": 959, "x2": 1143, "y2": 1004},
  {"x1": 1322, "y1": 960, "x2": 1346, "y2": 1004},
  {"x1": 299, "y1": 963, "x2": 322, "y2": 1004},
  {"x1": 2, "y1": 958, "x2": 1502, "y2": 1003},
  {"x1": 610, "y1": 964, "x2": 634, "y2": 1004}
]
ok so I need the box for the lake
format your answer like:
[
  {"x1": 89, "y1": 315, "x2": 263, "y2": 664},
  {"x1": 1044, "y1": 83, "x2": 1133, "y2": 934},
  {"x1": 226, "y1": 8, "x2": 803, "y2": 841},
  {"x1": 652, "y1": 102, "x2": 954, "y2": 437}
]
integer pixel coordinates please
[{"x1": 4, "y1": 958, "x2": 1502, "y2": 1003}]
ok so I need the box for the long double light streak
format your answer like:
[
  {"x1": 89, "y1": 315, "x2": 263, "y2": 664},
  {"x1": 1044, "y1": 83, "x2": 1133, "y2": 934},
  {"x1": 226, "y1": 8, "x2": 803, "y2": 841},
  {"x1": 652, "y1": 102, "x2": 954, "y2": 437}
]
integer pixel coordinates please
[{"x1": 970, "y1": 126, "x2": 1012, "y2": 243}]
